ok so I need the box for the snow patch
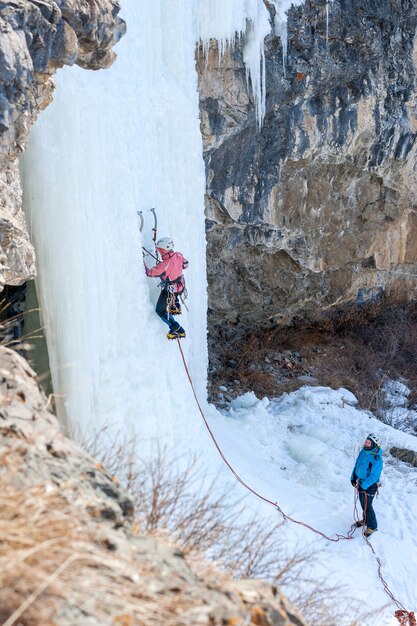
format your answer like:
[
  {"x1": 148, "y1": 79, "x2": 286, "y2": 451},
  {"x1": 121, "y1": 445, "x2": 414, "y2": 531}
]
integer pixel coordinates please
[
  {"x1": 380, "y1": 378, "x2": 417, "y2": 434},
  {"x1": 383, "y1": 379, "x2": 411, "y2": 407}
]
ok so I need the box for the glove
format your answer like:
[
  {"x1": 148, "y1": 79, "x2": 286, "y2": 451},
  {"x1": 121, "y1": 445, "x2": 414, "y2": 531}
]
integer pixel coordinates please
[{"x1": 350, "y1": 479, "x2": 356, "y2": 487}]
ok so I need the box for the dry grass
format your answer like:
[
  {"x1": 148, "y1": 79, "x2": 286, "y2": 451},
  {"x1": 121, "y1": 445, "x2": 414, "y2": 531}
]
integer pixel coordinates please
[
  {"x1": 0, "y1": 485, "x2": 69, "y2": 625},
  {"x1": 0, "y1": 466, "x2": 170, "y2": 626}
]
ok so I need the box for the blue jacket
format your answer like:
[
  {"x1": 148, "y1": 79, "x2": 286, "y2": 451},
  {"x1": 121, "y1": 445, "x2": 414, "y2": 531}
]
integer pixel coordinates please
[{"x1": 351, "y1": 445, "x2": 383, "y2": 491}]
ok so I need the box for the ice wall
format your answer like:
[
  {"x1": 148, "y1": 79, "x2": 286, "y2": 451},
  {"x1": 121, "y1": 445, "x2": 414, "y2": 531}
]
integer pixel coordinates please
[{"x1": 20, "y1": 1, "x2": 277, "y2": 448}]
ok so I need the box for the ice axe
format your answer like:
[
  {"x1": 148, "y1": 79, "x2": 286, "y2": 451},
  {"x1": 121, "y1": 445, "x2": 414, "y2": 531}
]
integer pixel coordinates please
[
  {"x1": 150, "y1": 207, "x2": 157, "y2": 244},
  {"x1": 137, "y1": 209, "x2": 160, "y2": 262},
  {"x1": 150, "y1": 207, "x2": 159, "y2": 260}
]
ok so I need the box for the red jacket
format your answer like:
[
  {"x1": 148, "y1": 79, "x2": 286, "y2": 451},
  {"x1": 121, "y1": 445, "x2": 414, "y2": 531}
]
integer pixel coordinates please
[{"x1": 145, "y1": 251, "x2": 188, "y2": 293}]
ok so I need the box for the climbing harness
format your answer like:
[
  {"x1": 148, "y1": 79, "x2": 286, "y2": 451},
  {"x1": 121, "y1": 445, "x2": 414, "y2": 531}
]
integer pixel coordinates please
[
  {"x1": 166, "y1": 290, "x2": 178, "y2": 317},
  {"x1": 175, "y1": 338, "x2": 416, "y2": 626},
  {"x1": 166, "y1": 282, "x2": 188, "y2": 316}
]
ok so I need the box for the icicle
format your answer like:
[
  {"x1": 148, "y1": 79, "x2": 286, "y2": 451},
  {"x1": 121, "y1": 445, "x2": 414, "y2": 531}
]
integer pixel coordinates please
[
  {"x1": 194, "y1": 0, "x2": 271, "y2": 127},
  {"x1": 242, "y1": 13, "x2": 269, "y2": 127},
  {"x1": 325, "y1": 0, "x2": 335, "y2": 51},
  {"x1": 274, "y1": 13, "x2": 288, "y2": 75},
  {"x1": 326, "y1": 0, "x2": 329, "y2": 48},
  {"x1": 270, "y1": 1, "x2": 304, "y2": 76}
]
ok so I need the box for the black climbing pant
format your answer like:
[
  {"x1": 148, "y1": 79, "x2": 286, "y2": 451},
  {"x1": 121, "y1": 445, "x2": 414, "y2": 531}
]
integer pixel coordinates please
[{"x1": 359, "y1": 483, "x2": 378, "y2": 530}]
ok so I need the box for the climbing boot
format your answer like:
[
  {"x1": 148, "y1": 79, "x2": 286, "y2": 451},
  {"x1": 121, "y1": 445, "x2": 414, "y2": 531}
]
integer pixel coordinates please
[
  {"x1": 167, "y1": 326, "x2": 186, "y2": 340},
  {"x1": 169, "y1": 304, "x2": 182, "y2": 316},
  {"x1": 364, "y1": 527, "x2": 377, "y2": 537},
  {"x1": 355, "y1": 521, "x2": 365, "y2": 528}
]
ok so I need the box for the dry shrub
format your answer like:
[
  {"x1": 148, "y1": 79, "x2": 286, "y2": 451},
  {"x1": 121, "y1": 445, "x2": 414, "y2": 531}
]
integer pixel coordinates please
[
  {"x1": 317, "y1": 303, "x2": 383, "y2": 334},
  {"x1": 129, "y1": 448, "x2": 309, "y2": 583},
  {"x1": 86, "y1": 434, "x2": 375, "y2": 626},
  {"x1": 313, "y1": 303, "x2": 417, "y2": 395},
  {"x1": 238, "y1": 371, "x2": 278, "y2": 396},
  {"x1": 235, "y1": 332, "x2": 274, "y2": 368},
  {"x1": 86, "y1": 435, "x2": 298, "y2": 578},
  {"x1": 82, "y1": 427, "x2": 140, "y2": 493},
  {"x1": 212, "y1": 302, "x2": 417, "y2": 425}
]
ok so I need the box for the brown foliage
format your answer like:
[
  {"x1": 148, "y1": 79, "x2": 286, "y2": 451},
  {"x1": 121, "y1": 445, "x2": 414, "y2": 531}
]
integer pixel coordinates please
[{"x1": 211, "y1": 303, "x2": 417, "y2": 424}]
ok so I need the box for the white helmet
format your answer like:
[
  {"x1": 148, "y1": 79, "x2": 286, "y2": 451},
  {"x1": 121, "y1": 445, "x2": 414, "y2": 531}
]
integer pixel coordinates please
[
  {"x1": 367, "y1": 433, "x2": 380, "y2": 447},
  {"x1": 156, "y1": 237, "x2": 174, "y2": 251}
]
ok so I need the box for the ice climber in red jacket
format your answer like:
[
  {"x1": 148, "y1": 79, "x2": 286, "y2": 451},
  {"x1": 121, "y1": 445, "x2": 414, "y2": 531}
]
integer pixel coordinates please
[{"x1": 144, "y1": 237, "x2": 188, "y2": 339}]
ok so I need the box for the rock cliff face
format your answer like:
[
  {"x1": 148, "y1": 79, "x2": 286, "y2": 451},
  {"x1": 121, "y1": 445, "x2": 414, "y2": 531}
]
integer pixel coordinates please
[
  {"x1": 0, "y1": 345, "x2": 307, "y2": 626},
  {"x1": 198, "y1": 0, "x2": 417, "y2": 327},
  {"x1": 0, "y1": 0, "x2": 126, "y2": 290}
]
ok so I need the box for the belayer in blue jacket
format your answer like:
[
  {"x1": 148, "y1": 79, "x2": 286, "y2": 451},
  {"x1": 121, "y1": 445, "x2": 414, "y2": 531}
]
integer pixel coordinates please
[{"x1": 350, "y1": 433, "x2": 383, "y2": 537}]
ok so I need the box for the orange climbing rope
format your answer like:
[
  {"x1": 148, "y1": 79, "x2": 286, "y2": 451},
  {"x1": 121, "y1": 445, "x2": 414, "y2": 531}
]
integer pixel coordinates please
[
  {"x1": 361, "y1": 493, "x2": 416, "y2": 624},
  {"x1": 176, "y1": 339, "x2": 416, "y2": 626}
]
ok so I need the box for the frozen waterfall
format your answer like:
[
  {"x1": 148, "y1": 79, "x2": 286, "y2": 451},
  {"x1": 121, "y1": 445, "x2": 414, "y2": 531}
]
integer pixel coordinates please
[{"x1": 20, "y1": 0, "x2": 280, "y2": 447}]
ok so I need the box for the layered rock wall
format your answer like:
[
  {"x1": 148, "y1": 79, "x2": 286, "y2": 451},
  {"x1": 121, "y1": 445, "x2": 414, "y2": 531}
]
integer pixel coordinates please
[
  {"x1": 0, "y1": 0, "x2": 125, "y2": 290},
  {"x1": 199, "y1": 0, "x2": 417, "y2": 326}
]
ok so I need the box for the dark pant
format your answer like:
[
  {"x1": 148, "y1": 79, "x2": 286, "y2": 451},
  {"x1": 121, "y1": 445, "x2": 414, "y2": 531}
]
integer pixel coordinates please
[
  {"x1": 155, "y1": 290, "x2": 180, "y2": 332},
  {"x1": 0, "y1": 283, "x2": 27, "y2": 354},
  {"x1": 359, "y1": 483, "x2": 378, "y2": 530}
]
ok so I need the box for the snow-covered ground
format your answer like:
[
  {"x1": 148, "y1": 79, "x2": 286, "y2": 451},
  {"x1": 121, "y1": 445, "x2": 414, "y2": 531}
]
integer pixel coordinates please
[{"x1": 203, "y1": 386, "x2": 417, "y2": 625}]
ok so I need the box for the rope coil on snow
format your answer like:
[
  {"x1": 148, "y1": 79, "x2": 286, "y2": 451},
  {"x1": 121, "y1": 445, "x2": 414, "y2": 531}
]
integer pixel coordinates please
[
  {"x1": 176, "y1": 339, "x2": 416, "y2": 624},
  {"x1": 395, "y1": 611, "x2": 417, "y2": 626}
]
